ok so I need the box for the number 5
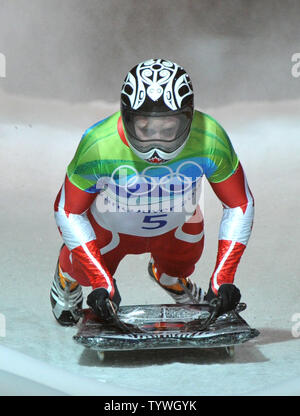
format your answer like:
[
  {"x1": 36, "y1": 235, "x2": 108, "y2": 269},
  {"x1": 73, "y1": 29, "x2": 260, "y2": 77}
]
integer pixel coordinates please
[{"x1": 142, "y1": 214, "x2": 168, "y2": 230}]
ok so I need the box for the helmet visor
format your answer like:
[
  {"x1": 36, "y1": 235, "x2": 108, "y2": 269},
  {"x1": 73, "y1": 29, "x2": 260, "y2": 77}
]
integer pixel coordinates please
[{"x1": 124, "y1": 110, "x2": 192, "y2": 154}]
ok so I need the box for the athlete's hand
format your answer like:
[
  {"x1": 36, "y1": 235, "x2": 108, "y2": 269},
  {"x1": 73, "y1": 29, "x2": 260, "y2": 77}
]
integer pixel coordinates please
[
  {"x1": 87, "y1": 279, "x2": 121, "y2": 320},
  {"x1": 205, "y1": 283, "x2": 241, "y2": 315}
]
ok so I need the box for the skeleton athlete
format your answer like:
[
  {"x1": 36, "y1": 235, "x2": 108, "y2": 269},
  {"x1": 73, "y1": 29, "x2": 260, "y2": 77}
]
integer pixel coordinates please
[{"x1": 50, "y1": 58, "x2": 254, "y2": 325}]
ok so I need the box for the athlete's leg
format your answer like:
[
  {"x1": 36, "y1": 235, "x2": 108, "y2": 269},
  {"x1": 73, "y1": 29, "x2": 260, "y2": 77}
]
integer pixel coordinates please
[{"x1": 149, "y1": 207, "x2": 205, "y2": 302}]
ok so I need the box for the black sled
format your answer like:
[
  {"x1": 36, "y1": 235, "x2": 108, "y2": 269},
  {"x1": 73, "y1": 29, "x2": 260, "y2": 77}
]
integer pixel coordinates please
[{"x1": 73, "y1": 302, "x2": 259, "y2": 361}]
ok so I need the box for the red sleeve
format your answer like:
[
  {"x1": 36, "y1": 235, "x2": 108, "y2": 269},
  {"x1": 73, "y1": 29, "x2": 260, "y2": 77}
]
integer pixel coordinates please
[
  {"x1": 209, "y1": 162, "x2": 254, "y2": 210},
  {"x1": 54, "y1": 175, "x2": 97, "y2": 215},
  {"x1": 208, "y1": 163, "x2": 254, "y2": 294},
  {"x1": 54, "y1": 176, "x2": 115, "y2": 294}
]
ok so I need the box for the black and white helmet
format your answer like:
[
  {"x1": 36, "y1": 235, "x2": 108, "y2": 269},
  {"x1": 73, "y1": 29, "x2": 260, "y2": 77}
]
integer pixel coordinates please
[{"x1": 120, "y1": 58, "x2": 194, "y2": 164}]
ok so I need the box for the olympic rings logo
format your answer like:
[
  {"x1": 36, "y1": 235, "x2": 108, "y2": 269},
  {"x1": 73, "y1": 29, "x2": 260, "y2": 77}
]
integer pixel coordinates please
[{"x1": 105, "y1": 161, "x2": 204, "y2": 197}]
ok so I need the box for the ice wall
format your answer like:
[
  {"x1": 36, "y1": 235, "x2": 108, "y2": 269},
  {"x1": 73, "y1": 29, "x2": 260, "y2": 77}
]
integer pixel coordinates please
[{"x1": 0, "y1": 0, "x2": 299, "y2": 107}]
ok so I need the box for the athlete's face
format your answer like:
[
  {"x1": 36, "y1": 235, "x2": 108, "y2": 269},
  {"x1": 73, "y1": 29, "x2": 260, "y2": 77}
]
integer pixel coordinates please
[{"x1": 134, "y1": 116, "x2": 180, "y2": 142}]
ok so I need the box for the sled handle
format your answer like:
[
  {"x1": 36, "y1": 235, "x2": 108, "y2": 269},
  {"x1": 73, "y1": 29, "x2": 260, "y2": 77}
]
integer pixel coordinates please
[
  {"x1": 200, "y1": 298, "x2": 222, "y2": 329},
  {"x1": 186, "y1": 297, "x2": 222, "y2": 332},
  {"x1": 105, "y1": 298, "x2": 148, "y2": 335}
]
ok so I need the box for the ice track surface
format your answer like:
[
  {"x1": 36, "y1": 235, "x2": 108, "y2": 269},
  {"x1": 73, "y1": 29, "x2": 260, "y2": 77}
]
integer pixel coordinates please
[{"x1": 0, "y1": 91, "x2": 299, "y2": 395}]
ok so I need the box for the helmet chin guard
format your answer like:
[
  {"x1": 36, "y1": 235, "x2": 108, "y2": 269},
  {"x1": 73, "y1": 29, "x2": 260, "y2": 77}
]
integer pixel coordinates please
[
  {"x1": 127, "y1": 139, "x2": 189, "y2": 164},
  {"x1": 121, "y1": 58, "x2": 194, "y2": 164}
]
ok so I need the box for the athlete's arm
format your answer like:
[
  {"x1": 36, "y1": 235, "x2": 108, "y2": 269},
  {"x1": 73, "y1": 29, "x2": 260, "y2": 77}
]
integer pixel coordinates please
[
  {"x1": 208, "y1": 162, "x2": 254, "y2": 294},
  {"x1": 54, "y1": 175, "x2": 115, "y2": 296}
]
